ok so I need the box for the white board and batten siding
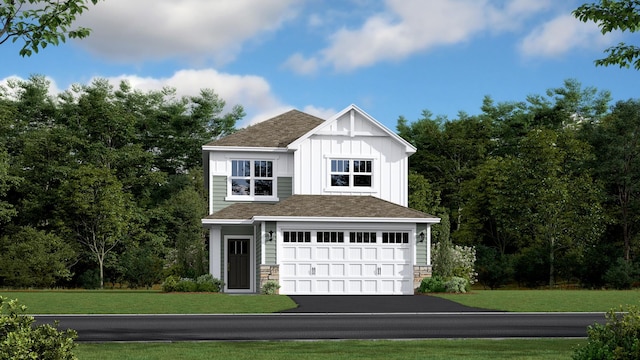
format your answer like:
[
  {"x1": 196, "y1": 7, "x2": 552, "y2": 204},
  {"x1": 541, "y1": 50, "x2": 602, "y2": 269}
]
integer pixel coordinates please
[
  {"x1": 277, "y1": 223, "x2": 416, "y2": 295},
  {"x1": 292, "y1": 109, "x2": 411, "y2": 206}
]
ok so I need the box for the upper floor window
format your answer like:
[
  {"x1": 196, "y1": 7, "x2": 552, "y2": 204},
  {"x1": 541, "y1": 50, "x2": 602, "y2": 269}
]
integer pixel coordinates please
[
  {"x1": 230, "y1": 160, "x2": 274, "y2": 197},
  {"x1": 330, "y1": 159, "x2": 372, "y2": 187}
]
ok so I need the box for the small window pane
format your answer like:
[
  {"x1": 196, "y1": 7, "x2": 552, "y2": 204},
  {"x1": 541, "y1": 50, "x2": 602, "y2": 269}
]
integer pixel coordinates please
[
  {"x1": 255, "y1": 161, "x2": 273, "y2": 178},
  {"x1": 254, "y1": 180, "x2": 273, "y2": 196},
  {"x1": 354, "y1": 175, "x2": 371, "y2": 187},
  {"x1": 231, "y1": 179, "x2": 250, "y2": 195},
  {"x1": 232, "y1": 160, "x2": 250, "y2": 177},
  {"x1": 331, "y1": 175, "x2": 349, "y2": 186}
]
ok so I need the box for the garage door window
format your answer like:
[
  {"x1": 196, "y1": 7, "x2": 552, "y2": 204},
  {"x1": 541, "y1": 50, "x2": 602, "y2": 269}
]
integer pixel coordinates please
[
  {"x1": 382, "y1": 232, "x2": 409, "y2": 244},
  {"x1": 283, "y1": 231, "x2": 311, "y2": 243},
  {"x1": 349, "y1": 232, "x2": 377, "y2": 243},
  {"x1": 317, "y1": 231, "x2": 345, "y2": 243}
]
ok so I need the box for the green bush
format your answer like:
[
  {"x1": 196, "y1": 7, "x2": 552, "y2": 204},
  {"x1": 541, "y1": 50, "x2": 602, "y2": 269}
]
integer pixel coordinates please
[
  {"x1": 573, "y1": 306, "x2": 640, "y2": 360},
  {"x1": 162, "y1": 275, "x2": 223, "y2": 293},
  {"x1": 261, "y1": 280, "x2": 280, "y2": 295},
  {"x1": 195, "y1": 274, "x2": 223, "y2": 292},
  {"x1": 0, "y1": 296, "x2": 77, "y2": 360},
  {"x1": 418, "y1": 276, "x2": 446, "y2": 293},
  {"x1": 604, "y1": 258, "x2": 639, "y2": 290},
  {"x1": 444, "y1": 276, "x2": 470, "y2": 293},
  {"x1": 174, "y1": 278, "x2": 198, "y2": 292},
  {"x1": 161, "y1": 275, "x2": 179, "y2": 292}
]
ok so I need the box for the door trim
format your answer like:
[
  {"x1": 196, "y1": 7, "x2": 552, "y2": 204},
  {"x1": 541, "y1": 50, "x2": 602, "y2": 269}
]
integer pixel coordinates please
[{"x1": 223, "y1": 235, "x2": 255, "y2": 293}]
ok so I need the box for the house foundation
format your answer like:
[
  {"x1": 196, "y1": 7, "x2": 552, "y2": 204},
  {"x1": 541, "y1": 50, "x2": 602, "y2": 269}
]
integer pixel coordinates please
[
  {"x1": 413, "y1": 265, "x2": 432, "y2": 290},
  {"x1": 260, "y1": 265, "x2": 279, "y2": 293}
]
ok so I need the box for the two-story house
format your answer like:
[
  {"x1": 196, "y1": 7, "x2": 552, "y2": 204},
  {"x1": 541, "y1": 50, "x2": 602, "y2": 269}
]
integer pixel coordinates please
[{"x1": 201, "y1": 104, "x2": 440, "y2": 295}]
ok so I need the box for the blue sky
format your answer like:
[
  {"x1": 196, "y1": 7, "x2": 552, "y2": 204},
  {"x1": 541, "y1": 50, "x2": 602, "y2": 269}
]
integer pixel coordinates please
[{"x1": 2, "y1": 0, "x2": 639, "y2": 131}]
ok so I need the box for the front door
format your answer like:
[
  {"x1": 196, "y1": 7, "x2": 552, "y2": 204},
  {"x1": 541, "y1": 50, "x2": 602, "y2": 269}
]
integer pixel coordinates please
[{"x1": 227, "y1": 238, "x2": 250, "y2": 289}]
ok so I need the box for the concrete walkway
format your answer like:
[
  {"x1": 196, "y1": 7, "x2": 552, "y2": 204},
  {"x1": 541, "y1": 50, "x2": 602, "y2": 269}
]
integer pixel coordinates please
[{"x1": 281, "y1": 295, "x2": 493, "y2": 313}]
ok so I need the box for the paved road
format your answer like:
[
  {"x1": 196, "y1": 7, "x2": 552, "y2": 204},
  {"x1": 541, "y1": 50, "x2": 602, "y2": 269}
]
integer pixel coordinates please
[{"x1": 36, "y1": 313, "x2": 606, "y2": 342}]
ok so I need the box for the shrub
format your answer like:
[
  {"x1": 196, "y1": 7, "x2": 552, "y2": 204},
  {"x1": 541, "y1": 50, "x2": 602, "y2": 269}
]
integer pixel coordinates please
[
  {"x1": 77, "y1": 268, "x2": 101, "y2": 290},
  {"x1": 174, "y1": 278, "x2": 198, "y2": 292},
  {"x1": 0, "y1": 296, "x2": 78, "y2": 360},
  {"x1": 418, "y1": 276, "x2": 446, "y2": 293},
  {"x1": 161, "y1": 275, "x2": 179, "y2": 292},
  {"x1": 444, "y1": 276, "x2": 470, "y2": 293},
  {"x1": 604, "y1": 258, "x2": 639, "y2": 290},
  {"x1": 261, "y1": 280, "x2": 280, "y2": 295},
  {"x1": 573, "y1": 306, "x2": 640, "y2": 360},
  {"x1": 195, "y1": 274, "x2": 223, "y2": 292},
  {"x1": 432, "y1": 241, "x2": 477, "y2": 285},
  {"x1": 162, "y1": 275, "x2": 223, "y2": 293}
]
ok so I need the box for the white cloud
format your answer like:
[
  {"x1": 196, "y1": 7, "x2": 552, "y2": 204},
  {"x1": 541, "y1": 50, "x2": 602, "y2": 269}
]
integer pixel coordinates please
[
  {"x1": 519, "y1": 14, "x2": 615, "y2": 58},
  {"x1": 286, "y1": 0, "x2": 553, "y2": 73},
  {"x1": 75, "y1": 0, "x2": 301, "y2": 64},
  {"x1": 283, "y1": 53, "x2": 319, "y2": 75}
]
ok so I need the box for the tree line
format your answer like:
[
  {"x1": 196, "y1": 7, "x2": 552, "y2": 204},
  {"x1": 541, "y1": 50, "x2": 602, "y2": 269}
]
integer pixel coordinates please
[
  {"x1": 0, "y1": 75, "x2": 243, "y2": 288},
  {"x1": 399, "y1": 78, "x2": 640, "y2": 289}
]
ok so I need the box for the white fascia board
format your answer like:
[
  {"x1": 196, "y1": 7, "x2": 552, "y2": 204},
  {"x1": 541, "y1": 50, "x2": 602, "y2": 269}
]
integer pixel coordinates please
[
  {"x1": 252, "y1": 216, "x2": 441, "y2": 224},
  {"x1": 201, "y1": 146, "x2": 290, "y2": 153},
  {"x1": 201, "y1": 218, "x2": 254, "y2": 225}
]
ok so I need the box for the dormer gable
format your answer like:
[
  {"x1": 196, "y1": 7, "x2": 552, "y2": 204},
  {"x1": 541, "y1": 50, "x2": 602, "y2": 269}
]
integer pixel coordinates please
[{"x1": 288, "y1": 104, "x2": 416, "y2": 154}]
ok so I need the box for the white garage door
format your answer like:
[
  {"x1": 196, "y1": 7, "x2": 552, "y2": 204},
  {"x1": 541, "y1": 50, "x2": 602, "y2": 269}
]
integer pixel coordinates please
[{"x1": 279, "y1": 231, "x2": 413, "y2": 295}]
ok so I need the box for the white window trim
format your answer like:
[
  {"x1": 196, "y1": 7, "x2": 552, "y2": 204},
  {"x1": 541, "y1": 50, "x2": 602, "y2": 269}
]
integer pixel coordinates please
[
  {"x1": 324, "y1": 155, "x2": 376, "y2": 192},
  {"x1": 226, "y1": 158, "x2": 279, "y2": 202}
]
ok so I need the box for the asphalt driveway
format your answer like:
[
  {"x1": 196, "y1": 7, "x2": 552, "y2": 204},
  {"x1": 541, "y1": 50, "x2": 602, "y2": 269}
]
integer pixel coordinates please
[{"x1": 282, "y1": 295, "x2": 493, "y2": 313}]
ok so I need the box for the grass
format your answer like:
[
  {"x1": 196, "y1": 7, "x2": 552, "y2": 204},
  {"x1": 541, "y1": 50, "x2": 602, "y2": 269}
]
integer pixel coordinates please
[
  {"x1": 3, "y1": 289, "x2": 639, "y2": 313},
  {"x1": 433, "y1": 289, "x2": 640, "y2": 312},
  {"x1": 0, "y1": 290, "x2": 297, "y2": 314},
  {"x1": 75, "y1": 339, "x2": 585, "y2": 360}
]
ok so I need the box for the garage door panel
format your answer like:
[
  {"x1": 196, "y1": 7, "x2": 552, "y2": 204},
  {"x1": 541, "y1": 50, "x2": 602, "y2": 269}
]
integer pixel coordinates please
[
  {"x1": 332, "y1": 247, "x2": 345, "y2": 260},
  {"x1": 297, "y1": 247, "x2": 312, "y2": 260},
  {"x1": 349, "y1": 247, "x2": 362, "y2": 260},
  {"x1": 316, "y1": 280, "x2": 330, "y2": 293},
  {"x1": 316, "y1": 247, "x2": 330, "y2": 260},
  {"x1": 332, "y1": 264, "x2": 345, "y2": 276},
  {"x1": 316, "y1": 263, "x2": 330, "y2": 276}
]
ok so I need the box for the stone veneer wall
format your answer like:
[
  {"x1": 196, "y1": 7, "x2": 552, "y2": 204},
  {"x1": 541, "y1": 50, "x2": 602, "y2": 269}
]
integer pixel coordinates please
[
  {"x1": 259, "y1": 265, "x2": 279, "y2": 293},
  {"x1": 413, "y1": 265, "x2": 432, "y2": 291}
]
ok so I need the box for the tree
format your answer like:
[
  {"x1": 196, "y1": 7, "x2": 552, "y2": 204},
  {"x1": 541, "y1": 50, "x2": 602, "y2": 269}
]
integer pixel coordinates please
[
  {"x1": 574, "y1": 0, "x2": 640, "y2": 70},
  {"x1": 1, "y1": 0, "x2": 100, "y2": 56},
  {"x1": 62, "y1": 166, "x2": 132, "y2": 289},
  {"x1": 583, "y1": 99, "x2": 640, "y2": 261}
]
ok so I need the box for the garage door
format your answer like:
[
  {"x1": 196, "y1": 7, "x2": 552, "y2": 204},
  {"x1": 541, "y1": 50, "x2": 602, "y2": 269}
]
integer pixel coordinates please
[{"x1": 279, "y1": 231, "x2": 413, "y2": 295}]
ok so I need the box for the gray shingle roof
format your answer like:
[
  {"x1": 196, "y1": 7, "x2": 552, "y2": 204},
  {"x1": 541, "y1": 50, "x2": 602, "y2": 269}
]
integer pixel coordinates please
[
  {"x1": 205, "y1": 195, "x2": 438, "y2": 221},
  {"x1": 205, "y1": 109, "x2": 325, "y2": 147}
]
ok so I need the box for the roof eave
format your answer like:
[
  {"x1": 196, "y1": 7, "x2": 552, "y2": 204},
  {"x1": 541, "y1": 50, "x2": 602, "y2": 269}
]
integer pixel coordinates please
[
  {"x1": 252, "y1": 216, "x2": 441, "y2": 223},
  {"x1": 202, "y1": 146, "x2": 291, "y2": 153},
  {"x1": 202, "y1": 218, "x2": 254, "y2": 225}
]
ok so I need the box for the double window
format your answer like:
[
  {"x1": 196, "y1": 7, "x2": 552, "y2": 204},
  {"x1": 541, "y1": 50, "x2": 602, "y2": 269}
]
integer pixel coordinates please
[
  {"x1": 230, "y1": 160, "x2": 274, "y2": 197},
  {"x1": 330, "y1": 159, "x2": 372, "y2": 187}
]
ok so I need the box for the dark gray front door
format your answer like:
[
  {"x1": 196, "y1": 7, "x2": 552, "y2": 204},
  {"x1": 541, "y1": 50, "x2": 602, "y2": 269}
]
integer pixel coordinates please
[{"x1": 228, "y1": 239, "x2": 250, "y2": 289}]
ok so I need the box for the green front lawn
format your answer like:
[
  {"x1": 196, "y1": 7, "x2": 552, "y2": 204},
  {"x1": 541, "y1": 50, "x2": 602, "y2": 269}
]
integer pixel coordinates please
[
  {"x1": 3, "y1": 289, "x2": 639, "y2": 314},
  {"x1": 76, "y1": 339, "x2": 585, "y2": 360},
  {"x1": 0, "y1": 290, "x2": 297, "y2": 314},
  {"x1": 433, "y1": 289, "x2": 640, "y2": 312}
]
